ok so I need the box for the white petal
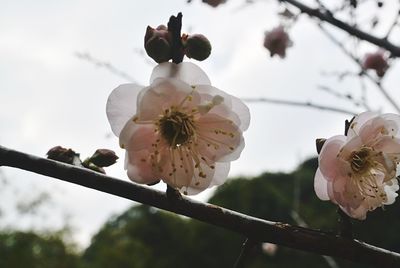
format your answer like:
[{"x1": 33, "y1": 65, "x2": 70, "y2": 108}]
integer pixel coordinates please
[
  {"x1": 381, "y1": 113, "x2": 400, "y2": 138},
  {"x1": 209, "y1": 162, "x2": 231, "y2": 186},
  {"x1": 150, "y1": 62, "x2": 211, "y2": 86},
  {"x1": 384, "y1": 178, "x2": 399, "y2": 205},
  {"x1": 314, "y1": 169, "x2": 330, "y2": 201},
  {"x1": 106, "y1": 83, "x2": 143, "y2": 136}
]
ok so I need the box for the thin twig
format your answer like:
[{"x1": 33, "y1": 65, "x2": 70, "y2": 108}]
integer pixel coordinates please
[
  {"x1": 385, "y1": 8, "x2": 400, "y2": 39},
  {"x1": 317, "y1": 23, "x2": 400, "y2": 113},
  {"x1": 75, "y1": 52, "x2": 136, "y2": 83},
  {"x1": 317, "y1": 85, "x2": 367, "y2": 109},
  {"x1": 242, "y1": 97, "x2": 358, "y2": 115},
  {"x1": 279, "y1": 0, "x2": 400, "y2": 57},
  {"x1": 1, "y1": 145, "x2": 400, "y2": 267},
  {"x1": 233, "y1": 238, "x2": 257, "y2": 268}
]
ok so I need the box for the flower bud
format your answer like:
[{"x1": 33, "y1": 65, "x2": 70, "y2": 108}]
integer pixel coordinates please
[
  {"x1": 202, "y1": 0, "x2": 227, "y2": 7},
  {"x1": 263, "y1": 26, "x2": 292, "y2": 58},
  {"x1": 88, "y1": 149, "x2": 119, "y2": 167},
  {"x1": 144, "y1": 25, "x2": 172, "y2": 63},
  {"x1": 183, "y1": 34, "x2": 212, "y2": 61},
  {"x1": 47, "y1": 146, "x2": 78, "y2": 164},
  {"x1": 362, "y1": 51, "x2": 389, "y2": 77}
]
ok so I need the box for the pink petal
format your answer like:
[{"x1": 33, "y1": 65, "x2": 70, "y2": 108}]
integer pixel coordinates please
[
  {"x1": 373, "y1": 136, "x2": 400, "y2": 154},
  {"x1": 346, "y1": 111, "x2": 378, "y2": 139},
  {"x1": 126, "y1": 149, "x2": 159, "y2": 184},
  {"x1": 155, "y1": 147, "x2": 195, "y2": 190},
  {"x1": 184, "y1": 158, "x2": 216, "y2": 195},
  {"x1": 196, "y1": 85, "x2": 250, "y2": 131},
  {"x1": 314, "y1": 169, "x2": 330, "y2": 201},
  {"x1": 126, "y1": 125, "x2": 158, "y2": 152},
  {"x1": 195, "y1": 113, "x2": 242, "y2": 162},
  {"x1": 106, "y1": 83, "x2": 143, "y2": 136},
  {"x1": 124, "y1": 127, "x2": 160, "y2": 184},
  {"x1": 150, "y1": 62, "x2": 211, "y2": 86},
  {"x1": 318, "y1": 135, "x2": 347, "y2": 181},
  {"x1": 137, "y1": 78, "x2": 199, "y2": 121}
]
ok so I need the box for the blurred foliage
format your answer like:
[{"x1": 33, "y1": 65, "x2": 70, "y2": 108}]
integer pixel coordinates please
[
  {"x1": 0, "y1": 231, "x2": 79, "y2": 268},
  {"x1": 2, "y1": 157, "x2": 400, "y2": 267}
]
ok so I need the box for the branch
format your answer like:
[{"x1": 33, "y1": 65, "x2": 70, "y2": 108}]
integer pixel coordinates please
[
  {"x1": 279, "y1": 0, "x2": 400, "y2": 57},
  {"x1": 0, "y1": 146, "x2": 399, "y2": 266},
  {"x1": 242, "y1": 97, "x2": 358, "y2": 115}
]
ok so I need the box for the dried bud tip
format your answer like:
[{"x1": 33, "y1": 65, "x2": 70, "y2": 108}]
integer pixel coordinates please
[
  {"x1": 47, "y1": 146, "x2": 79, "y2": 164},
  {"x1": 183, "y1": 34, "x2": 212, "y2": 61},
  {"x1": 89, "y1": 149, "x2": 118, "y2": 167},
  {"x1": 144, "y1": 25, "x2": 172, "y2": 63},
  {"x1": 316, "y1": 138, "x2": 326, "y2": 154}
]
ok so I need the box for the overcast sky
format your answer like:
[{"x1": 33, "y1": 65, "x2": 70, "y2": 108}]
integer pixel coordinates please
[{"x1": 1, "y1": 0, "x2": 400, "y2": 247}]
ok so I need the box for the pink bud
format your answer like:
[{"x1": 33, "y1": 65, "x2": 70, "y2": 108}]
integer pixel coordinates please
[
  {"x1": 89, "y1": 149, "x2": 119, "y2": 167},
  {"x1": 183, "y1": 34, "x2": 212, "y2": 61},
  {"x1": 362, "y1": 51, "x2": 389, "y2": 77},
  {"x1": 202, "y1": 0, "x2": 227, "y2": 7},
  {"x1": 144, "y1": 25, "x2": 172, "y2": 63},
  {"x1": 263, "y1": 26, "x2": 292, "y2": 58},
  {"x1": 46, "y1": 146, "x2": 78, "y2": 164}
]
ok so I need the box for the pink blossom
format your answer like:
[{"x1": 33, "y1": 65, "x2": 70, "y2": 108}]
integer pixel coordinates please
[
  {"x1": 362, "y1": 51, "x2": 389, "y2": 77},
  {"x1": 314, "y1": 112, "x2": 400, "y2": 219},
  {"x1": 262, "y1": 243, "x2": 278, "y2": 256},
  {"x1": 106, "y1": 62, "x2": 250, "y2": 195},
  {"x1": 263, "y1": 26, "x2": 292, "y2": 58}
]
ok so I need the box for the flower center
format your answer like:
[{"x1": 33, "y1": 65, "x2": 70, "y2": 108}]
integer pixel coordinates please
[
  {"x1": 159, "y1": 110, "x2": 196, "y2": 147},
  {"x1": 350, "y1": 147, "x2": 373, "y2": 174}
]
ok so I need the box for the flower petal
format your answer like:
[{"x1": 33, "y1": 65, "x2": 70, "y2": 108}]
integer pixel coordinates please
[
  {"x1": 314, "y1": 169, "x2": 330, "y2": 201},
  {"x1": 126, "y1": 150, "x2": 159, "y2": 184},
  {"x1": 184, "y1": 159, "x2": 217, "y2": 195},
  {"x1": 319, "y1": 135, "x2": 347, "y2": 181},
  {"x1": 209, "y1": 162, "x2": 231, "y2": 187},
  {"x1": 384, "y1": 178, "x2": 399, "y2": 205},
  {"x1": 137, "y1": 78, "x2": 199, "y2": 121},
  {"x1": 346, "y1": 111, "x2": 378, "y2": 139},
  {"x1": 156, "y1": 147, "x2": 195, "y2": 190},
  {"x1": 106, "y1": 83, "x2": 143, "y2": 136},
  {"x1": 195, "y1": 85, "x2": 250, "y2": 131},
  {"x1": 150, "y1": 62, "x2": 211, "y2": 86},
  {"x1": 373, "y1": 136, "x2": 400, "y2": 154},
  {"x1": 195, "y1": 113, "x2": 243, "y2": 162}
]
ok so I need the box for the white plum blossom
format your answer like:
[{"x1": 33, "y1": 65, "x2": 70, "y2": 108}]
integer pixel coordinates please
[
  {"x1": 314, "y1": 112, "x2": 400, "y2": 220},
  {"x1": 107, "y1": 62, "x2": 250, "y2": 195}
]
